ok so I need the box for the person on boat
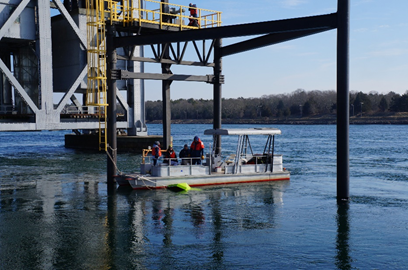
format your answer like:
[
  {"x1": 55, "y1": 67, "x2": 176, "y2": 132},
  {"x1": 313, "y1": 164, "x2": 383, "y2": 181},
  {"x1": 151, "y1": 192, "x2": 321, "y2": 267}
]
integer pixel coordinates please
[
  {"x1": 190, "y1": 135, "x2": 204, "y2": 165},
  {"x1": 188, "y1": 3, "x2": 199, "y2": 27},
  {"x1": 179, "y1": 144, "x2": 190, "y2": 165},
  {"x1": 164, "y1": 145, "x2": 178, "y2": 166},
  {"x1": 152, "y1": 141, "x2": 162, "y2": 166}
]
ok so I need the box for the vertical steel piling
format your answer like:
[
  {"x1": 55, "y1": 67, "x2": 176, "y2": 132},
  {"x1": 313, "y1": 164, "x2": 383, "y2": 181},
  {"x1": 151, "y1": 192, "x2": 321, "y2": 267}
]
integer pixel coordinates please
[
  {"x1": 161, "y1": 0, "x2": 171, "y2": 149},
  {"x1": 106, "y1": 23, "x2": 117, "y2": 191},
  {"x1": 213, "y1": 38, "x2": 222, "y2": 155},
  {"x1": 336, "y1": 0, "x2": 350, "y2": 202}
]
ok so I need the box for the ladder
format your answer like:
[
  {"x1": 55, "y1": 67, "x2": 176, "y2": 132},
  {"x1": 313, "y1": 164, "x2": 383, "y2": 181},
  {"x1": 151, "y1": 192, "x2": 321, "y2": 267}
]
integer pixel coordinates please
[{"x1": 86, "y1": 0, "x2": 108, "y2": 151}]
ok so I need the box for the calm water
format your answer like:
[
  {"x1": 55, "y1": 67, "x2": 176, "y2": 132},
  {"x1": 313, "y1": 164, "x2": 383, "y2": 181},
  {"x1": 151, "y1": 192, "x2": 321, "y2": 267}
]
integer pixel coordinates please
[{"x1": 1, "y1": 124, "x2": 408, "y2": 269}]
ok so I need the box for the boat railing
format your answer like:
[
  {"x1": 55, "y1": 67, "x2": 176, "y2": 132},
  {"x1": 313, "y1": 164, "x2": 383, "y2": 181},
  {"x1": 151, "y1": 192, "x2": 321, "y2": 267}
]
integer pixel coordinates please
[
  {"x1": 142, "y1": 149, "x2": 206, "y2": 166},
  {"x1": 215, "y1": 153, "x2": 283, "y2": 174},
  {"x1": 162, "y1": 157, "x2": 203, "y2": 166},
  {"x1": 141, "y1": 148, "x2": 283, "y2": 174},
  {"x1": 141, "y1": 156, "x2": 210, "y2": 176}
]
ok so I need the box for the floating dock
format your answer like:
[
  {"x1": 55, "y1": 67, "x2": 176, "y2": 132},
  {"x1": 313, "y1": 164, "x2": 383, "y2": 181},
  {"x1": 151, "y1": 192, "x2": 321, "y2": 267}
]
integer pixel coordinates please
[{"x1": 65, "y1": 134, "x2": 162, "y2": 152}]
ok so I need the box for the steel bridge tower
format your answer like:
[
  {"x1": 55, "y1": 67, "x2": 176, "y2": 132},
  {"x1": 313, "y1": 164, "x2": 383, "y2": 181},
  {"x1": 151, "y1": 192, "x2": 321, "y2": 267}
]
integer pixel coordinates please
[{"x1": 0, "y1": 0, "x2": 147, "y2": 138}]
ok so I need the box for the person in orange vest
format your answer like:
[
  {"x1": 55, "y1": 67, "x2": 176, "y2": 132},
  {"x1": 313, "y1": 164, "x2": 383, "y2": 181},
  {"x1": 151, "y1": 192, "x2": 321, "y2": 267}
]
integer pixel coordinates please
[
  {"x1": 188, "y1": 3, "x2": 199, "y2": 27},
  {"x1": 164, "y1": 145, "x2": 178, "y2": 166},
  {"x1": 190, "y1": 135, "x2": 204, "y2": 165},
  {"x1": 152, "y1": 141, "x2": 162, "y2": 166}
]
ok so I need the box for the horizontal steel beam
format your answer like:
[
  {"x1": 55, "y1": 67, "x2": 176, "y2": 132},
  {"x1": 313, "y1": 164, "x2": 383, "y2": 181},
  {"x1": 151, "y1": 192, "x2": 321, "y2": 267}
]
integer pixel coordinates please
[
  {"x1": 117, "y1": 55, "x2": 215, "y2": 67},
  {"x1": 221, "y1": 28, "x2": 330, "y2": 57},
  {"x1": 114, "y1": 13, "x2": 337, "y2": 48},
  {"x1": 112, "y1": 70, "x2": 224, "y2": 84}
]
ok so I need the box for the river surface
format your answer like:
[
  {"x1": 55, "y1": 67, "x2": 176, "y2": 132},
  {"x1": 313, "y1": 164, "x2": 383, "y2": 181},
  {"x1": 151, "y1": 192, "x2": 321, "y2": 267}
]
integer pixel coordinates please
[{"x1": 0, "y1": 124, "x2": 408, "y2": 269}]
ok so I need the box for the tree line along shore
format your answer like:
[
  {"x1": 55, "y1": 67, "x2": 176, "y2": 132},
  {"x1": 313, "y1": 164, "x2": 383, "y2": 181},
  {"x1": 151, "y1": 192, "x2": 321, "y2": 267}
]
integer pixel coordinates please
[
  {"x1": 147, "y1": 113, "x2": 408, "y2": 125},
  {"x1": 142, "y1": 89, "x2": 408, "y2": 124}
]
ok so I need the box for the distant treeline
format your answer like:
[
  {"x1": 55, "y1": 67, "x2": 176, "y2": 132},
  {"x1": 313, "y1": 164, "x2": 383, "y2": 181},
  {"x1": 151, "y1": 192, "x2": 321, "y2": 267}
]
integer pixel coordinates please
[{"x1": 144, "y1": 89, "x2": 408, "y2": 120}]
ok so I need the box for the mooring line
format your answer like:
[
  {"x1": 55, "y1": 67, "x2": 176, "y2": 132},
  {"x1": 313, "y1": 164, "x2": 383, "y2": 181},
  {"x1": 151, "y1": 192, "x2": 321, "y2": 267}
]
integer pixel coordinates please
[{"x1": 106, "y1": 145, "x2": 123, "y2": 175}]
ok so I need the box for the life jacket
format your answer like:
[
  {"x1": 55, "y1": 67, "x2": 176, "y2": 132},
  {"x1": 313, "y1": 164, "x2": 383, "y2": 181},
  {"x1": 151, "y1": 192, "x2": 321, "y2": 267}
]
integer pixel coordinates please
[
  {"x1": 152, "y1": 146, "x2": 162, "y2": 157},
  {"x1": 167, "y1": 151, "x2": 176, "y2": 158},
  {"x1": 191, "y1": 139, "x2": 204, "y2": 151}
]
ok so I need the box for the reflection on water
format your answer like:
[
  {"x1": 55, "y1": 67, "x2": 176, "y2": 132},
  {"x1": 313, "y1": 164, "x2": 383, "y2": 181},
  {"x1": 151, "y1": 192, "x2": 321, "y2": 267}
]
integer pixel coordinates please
[
  {"x1": 116, "y1": 181, "x2": 289, "y2": 269},
  {"x1": 336, "y1": 203, "x2": 351, "y2": 270},
  {"x1": 0, "y1": 180, "x2": 106, "y2": 269},
  {"x1": 1, "y1": 125, "x2": 408, "y2": 268},
  {"x1": 0, "y1": 180, "x2": 288, "y2": 269},
  {"x1": 105, "y1": 190, "x2": 117, "y2": 269}
]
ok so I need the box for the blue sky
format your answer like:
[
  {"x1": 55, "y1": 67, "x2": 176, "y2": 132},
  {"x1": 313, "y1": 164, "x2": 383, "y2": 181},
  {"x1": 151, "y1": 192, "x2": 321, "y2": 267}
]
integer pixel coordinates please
[{"x1": 143, "y1": 0, "x2": 408, "y2": 101}]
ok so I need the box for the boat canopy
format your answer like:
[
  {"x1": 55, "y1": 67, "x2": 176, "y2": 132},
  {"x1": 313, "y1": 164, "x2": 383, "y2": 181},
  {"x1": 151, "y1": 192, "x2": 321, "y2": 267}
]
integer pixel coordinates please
[{"x1": 204, "y1": 128, "x2": 281, "y2": 136}]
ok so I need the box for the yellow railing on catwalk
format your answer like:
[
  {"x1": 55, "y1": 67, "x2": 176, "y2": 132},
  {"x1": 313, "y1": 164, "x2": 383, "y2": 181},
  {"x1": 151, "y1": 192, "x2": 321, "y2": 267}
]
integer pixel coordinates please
[
  {"x1": 86, "y1": 0, "x2": 221, "y2": 150},
  {"x1": 107, "y1": 0, "x2": 221, "y2": 29}
]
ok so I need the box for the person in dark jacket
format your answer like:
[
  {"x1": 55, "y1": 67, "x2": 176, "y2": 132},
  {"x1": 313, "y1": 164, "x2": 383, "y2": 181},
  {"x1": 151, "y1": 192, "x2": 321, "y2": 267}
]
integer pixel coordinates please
[
  {"x1": 179, "y1": 144, "x2": 190, "y2": 165},
  {"x1": 190, "y1": 135, "x2": 204, "y2": 165}
]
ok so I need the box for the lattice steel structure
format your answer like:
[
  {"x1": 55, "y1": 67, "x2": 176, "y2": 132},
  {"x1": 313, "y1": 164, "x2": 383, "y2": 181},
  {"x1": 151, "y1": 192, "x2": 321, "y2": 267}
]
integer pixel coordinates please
[{"x1": 0, "y1": 0, "x2": 145, "y2": 135}]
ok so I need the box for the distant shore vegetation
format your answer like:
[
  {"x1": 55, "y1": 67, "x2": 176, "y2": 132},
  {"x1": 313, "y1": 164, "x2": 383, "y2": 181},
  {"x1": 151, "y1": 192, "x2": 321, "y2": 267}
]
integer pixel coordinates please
[{"x1": 144, "y1": 89, "x2": 408, "y2": 121}]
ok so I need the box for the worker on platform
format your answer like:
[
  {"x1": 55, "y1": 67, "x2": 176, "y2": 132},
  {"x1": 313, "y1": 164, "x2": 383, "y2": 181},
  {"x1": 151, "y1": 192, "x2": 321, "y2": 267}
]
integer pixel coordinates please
[
  {"x1": 164, "y1": 145, "x2": 178, "y2": 166},
  {"x1": 179, "y1": 144, "x2": 190, "y2": 165},
  {"x1": 188, "y1": 3, "x2": 199, "y2": 27},
  {"x1": 190, "y1": 135, "x2": 204, "y2": 165},
  {"x1": 152, "y1": 141, "x2": 162, "y2": 166}
]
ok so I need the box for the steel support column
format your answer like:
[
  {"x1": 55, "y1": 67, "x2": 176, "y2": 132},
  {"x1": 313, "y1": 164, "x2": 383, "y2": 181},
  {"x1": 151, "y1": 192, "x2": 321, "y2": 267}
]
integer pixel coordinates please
[
  {"x1": 213, "y1": 38, "x2": 222, "y2": 155},
  {"x1": 337, "y1": 0, "x2": 350, "y2": 202},
  {"x1": 36, "y1": 0, "x2": 57, "y2": 128},
  {"x1": 127, "y1": 44, "x2": 136, "y2": 136},
  {"x1": 161, "y1": 0, "x2": 171, "y2": 149},
  {"x1": 106, "y1": 24, "x2": 117, "y2": 190},
  {"x1": 162, "y1": 53, "x2": 171, "y2": 149}
]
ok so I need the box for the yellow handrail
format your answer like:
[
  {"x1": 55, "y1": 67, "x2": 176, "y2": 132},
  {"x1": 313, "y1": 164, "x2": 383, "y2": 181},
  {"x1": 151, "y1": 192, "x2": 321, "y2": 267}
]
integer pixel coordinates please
[{"x1": 104, "y1": 0, "x2": 221, "y2": 29}]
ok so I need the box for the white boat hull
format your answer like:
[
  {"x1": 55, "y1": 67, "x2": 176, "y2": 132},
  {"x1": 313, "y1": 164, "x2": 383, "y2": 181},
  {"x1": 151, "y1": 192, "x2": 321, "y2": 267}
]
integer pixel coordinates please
[{"x1": 116, "y1": 170, "x2": 290, "y2": 190}]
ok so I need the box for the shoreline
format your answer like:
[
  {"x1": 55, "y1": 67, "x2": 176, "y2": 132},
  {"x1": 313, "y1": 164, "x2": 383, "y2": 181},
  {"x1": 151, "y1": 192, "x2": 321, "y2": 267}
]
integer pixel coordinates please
[{"x1": 146, "y1": 112, "x2": 408, "y2": 125}]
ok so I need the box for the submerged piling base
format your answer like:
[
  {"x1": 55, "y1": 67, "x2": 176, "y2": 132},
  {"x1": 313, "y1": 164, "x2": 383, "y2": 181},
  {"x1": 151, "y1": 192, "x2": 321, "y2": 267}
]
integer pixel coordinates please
[{"x1": 64, "y1": 134, "x2": 163, "y2": 152}]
